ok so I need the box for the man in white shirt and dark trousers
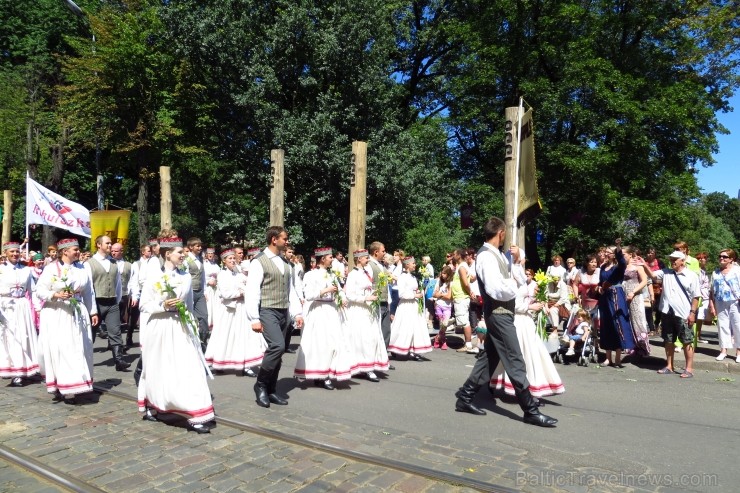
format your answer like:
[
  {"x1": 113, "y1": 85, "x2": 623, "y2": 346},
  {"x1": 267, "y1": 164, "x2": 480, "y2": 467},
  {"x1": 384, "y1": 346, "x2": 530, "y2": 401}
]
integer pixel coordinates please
[
  {"x1": 454, "y1": 217, "x2": 557, "y2": 427},
  {"x1": 245, "y1": 226, "x2": 304, "y2": 408},
  {"x1": 186, "y1": 237, "x2": 210, "y2": 346},
  {"x1": 650, "y1": 250, "x2": 700, "y2": 378},
  {"x1": 85, "y1": 235, "x2": 130, "y2": 371},
  {"x1": 110, "y1": 243, "x2": 134, "y2": 350}
]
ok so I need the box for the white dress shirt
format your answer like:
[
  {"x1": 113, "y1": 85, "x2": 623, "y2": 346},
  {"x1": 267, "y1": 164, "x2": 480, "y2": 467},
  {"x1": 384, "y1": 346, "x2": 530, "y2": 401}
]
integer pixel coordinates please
[
  {"x1": 475, "y1": 243, "x2": 524, "y2": 302},
  {"x1": 244, "y1": 248, "x2": 303, "y2": 322}
]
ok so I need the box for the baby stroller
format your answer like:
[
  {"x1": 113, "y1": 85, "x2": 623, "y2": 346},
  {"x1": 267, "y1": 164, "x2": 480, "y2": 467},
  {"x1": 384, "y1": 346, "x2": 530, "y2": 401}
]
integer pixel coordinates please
[{"x1": 553, "y1": 304, "x2": 598, "y2": 366}]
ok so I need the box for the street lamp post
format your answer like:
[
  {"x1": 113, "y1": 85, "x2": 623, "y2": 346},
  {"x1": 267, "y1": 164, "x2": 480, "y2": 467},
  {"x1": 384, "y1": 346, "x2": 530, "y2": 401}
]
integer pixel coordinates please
[{"x1": 62, "y1": 0, "x2": 104, "y2": 211}]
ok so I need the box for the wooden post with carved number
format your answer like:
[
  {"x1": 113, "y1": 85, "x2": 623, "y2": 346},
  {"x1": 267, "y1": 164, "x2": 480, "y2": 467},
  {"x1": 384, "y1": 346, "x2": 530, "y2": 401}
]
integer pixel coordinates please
[
  {"x1": 503, "y1": 107, "x2": 525, "y2": 251},
  {"x1": 160, "y1": 166, "x2": 172, "y2": 231},
  {"x1": 2, "y1": 190, "x2": 12, "y2": 245},
  {"x1": 269, "y1": 149, "x2": 285, "y2": 227},
  {"x1": 347, "y1": 141, "x2": 367, "y2": 269}
]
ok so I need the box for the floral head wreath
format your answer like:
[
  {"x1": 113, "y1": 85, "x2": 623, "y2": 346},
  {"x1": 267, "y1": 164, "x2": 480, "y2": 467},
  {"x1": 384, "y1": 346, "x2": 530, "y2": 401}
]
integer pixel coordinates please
[
  {"x1": 2, "y1": 241, "x2": 20, "y2": 252},
  {"x1": 56, "y1": 238, "x2": 79, "y2": 250}
]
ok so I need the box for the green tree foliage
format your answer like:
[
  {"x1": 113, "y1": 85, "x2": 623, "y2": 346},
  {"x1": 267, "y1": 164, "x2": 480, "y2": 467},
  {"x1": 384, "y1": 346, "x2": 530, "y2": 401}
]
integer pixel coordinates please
[
  {"x1": 439, "y1": 0, "x2": 739, "y2": 266},
  {"x1": 159, "y1": 0, "x2": 456, "y2": 251},
  {"x1": 2, "y1": 0, "x2": 738, "y2": 259}
]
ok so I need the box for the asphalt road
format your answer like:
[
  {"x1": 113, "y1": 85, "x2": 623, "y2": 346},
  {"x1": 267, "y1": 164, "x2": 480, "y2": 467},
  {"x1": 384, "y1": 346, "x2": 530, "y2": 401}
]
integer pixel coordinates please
[{"x1": 172, "y1": 325, "x2": 737, "y2": 492}]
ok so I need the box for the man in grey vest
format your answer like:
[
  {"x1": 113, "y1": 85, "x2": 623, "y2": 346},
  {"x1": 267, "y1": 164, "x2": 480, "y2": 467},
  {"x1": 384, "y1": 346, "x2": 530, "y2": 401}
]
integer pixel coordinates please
[
  {"x1": 368, "y1": 242, "x2": 395, "y2": 370},
  {"x1": 186, "y1": 237, "x2": 209, "y2": 345},
  {"x1": 454, "y1": 217, "x2": 557, "y2": 427},
  {"x1": 245, "y1": 226, "x2": 304, "y2": 408},
  {"x1": 85, "y1": 235, "x2": 130, "y2": 371},
  {"x1": 111, "y1": 243, "x2": 134, "y2": 349}
]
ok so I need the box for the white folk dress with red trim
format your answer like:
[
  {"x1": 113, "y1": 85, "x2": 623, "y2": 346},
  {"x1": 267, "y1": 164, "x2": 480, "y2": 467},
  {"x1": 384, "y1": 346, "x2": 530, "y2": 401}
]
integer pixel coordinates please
[
  {"x1": 344, "y1": 266, "x2": 389, "y2": 373},
  {"x1": 203, "y1": 260, "x2": 220, "y2": 329},
  {"x1": 0, "y1": 263, "x2": 40, "y2": 378},
  {"x1": 388, "y1": 272, "x2": 433, "y2": 355},
  {"x1": 137, "y1": 268, "x2": 214, "y2": 424},
  {"x1": 36, "y1": 261, "x2": 96, "y2": 396},
  {"x1": 294, "y1": 268, "x2": 354, "y2": 381},
  {"x1": 490, "y1": 285, "x2": 565, "y2": 397},
  {"x1": 205, "y1": 268, "x2": 266, "y2": 371}
]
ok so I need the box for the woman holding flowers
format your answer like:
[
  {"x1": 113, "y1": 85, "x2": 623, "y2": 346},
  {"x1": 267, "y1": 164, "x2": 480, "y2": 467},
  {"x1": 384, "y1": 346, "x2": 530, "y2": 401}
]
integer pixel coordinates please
[
  {"x1": 205, "y1": 250, "x2": 266, "y2": 376},
  {"x1": 36, "y1": 238, "x2": 98, "y2": 403},
  {"x1": 490, "y1": 273, "x2": 564, "y2": 399},
  {"x1": 388, "y1": 257, "x2": 433, "y2": 360},
  {"x1": 0, "y1": 241, "x2": 40, "y2": 387},
  {"x1": 343, "y1": 249, "x2": 389, "y2": 382},
  {"x1": 294, "y1": 247, "x2": 354, "y2": 390},
  {"x1": 138, "y1": 238, "x2": 214, "y2": 433},
  {"x1": 597, "y1": 242, "x2": 635, "y2": 367}
]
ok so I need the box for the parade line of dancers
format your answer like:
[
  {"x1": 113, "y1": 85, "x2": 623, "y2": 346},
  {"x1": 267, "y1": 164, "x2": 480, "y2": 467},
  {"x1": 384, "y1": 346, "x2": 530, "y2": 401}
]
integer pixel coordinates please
[{"x1": 1, "y1": 219, "x2": 562, "y2": 432}]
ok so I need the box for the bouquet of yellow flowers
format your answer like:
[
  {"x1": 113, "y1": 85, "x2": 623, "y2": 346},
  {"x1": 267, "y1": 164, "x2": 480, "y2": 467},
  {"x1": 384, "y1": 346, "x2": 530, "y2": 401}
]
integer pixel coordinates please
[
  {"x1": 371, "y1": 271, "x2": 392, "y2": 316},
  {"x1": 533, "y1": 270, "x2": 555, "y2": 340}
]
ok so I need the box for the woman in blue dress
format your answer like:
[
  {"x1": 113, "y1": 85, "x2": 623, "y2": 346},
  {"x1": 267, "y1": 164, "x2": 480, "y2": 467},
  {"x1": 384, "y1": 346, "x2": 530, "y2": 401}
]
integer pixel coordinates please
[{"x1": 597, "y1": 241, "x2": 636, "y2": 367}]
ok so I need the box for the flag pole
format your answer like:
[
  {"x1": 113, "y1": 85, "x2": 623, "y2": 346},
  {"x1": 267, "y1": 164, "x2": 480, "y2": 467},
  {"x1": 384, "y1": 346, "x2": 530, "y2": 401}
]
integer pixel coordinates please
[{"x1": 25, "y1": 172, "x2": 30, "y2": 256}]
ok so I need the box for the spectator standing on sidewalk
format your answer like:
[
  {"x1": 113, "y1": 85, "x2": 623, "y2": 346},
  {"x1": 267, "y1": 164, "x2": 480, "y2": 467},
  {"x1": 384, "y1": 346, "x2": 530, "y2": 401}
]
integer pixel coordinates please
[
  {"x1": 650, "y1": 251, "x2": 700, "y2": 378},
  {"x1": 451, "y1": 249, "x2": 474, "y2": 353},
  {"x1": 708, "y1": 249, "x2": 740, "y2": 362}
]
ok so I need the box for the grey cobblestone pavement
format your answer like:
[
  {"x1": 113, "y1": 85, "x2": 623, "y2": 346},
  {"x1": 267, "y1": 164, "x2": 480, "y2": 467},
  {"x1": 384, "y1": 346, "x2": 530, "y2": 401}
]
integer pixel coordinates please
[{"x1": 1, "y1": 325, "x2": 736, "y2": 492}]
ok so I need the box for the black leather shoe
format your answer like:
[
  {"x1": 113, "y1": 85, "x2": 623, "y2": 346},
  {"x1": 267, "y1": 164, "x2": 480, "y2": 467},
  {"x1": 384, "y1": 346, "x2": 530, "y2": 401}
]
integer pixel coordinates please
[
  {"x1": 142, "y1": 410, "x2": 158, "y2": 422},
  {"x1": 284, "y1": 348, "x2": 296, "y2": 354},
  {"x1": 254, "y1": 382, "x2": 270, "y2": 408},
  {"x1": 388, "y1": 364, "x2": 395, "y2": 370},
  {"x1": 268, "y1": 393, "x2": 288, "y2": 405},
  {"x1": 10, "y1": 377, "x2": 23, "y2": 387},
  {"x1": 366, "y1": 372, "x2": 379, "y2": 382},
  {"x1": 64, "y1": 396, "x2": 77, "y2": 405},
  {"x1": 244, "y1": 368, "x2": 257, "y2": 377},
  {"x1": 455, "y1": 398, "x2": 486, "y2": 415},
  {"x1": 523, "y1": 412, "x2": 558, "y2": 427},
  {"x1": 314, "y1": 379, "x2": 334, "y2": 390},
  {"x1": 187, "y1": 423, "x2": 211, "y2": 434},
  {"x1": 409, "y1": 353, "x2": 423, "y2": 361}
]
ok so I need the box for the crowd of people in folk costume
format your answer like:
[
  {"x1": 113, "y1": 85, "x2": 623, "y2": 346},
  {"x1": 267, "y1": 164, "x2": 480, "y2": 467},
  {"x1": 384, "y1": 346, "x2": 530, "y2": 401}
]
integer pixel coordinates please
[{"x1": 2, "y1": 218, "x2": 739, "y2": 430}]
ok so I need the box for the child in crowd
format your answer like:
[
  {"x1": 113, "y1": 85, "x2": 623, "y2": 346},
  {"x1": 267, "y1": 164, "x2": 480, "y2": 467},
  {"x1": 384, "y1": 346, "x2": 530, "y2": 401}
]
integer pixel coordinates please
[
  {"x1": 564, "y1": 309, "x2": 591, "y2": 356},
  {"x1": 432, "y1": 266, "x2": 454, "y2": 349}
]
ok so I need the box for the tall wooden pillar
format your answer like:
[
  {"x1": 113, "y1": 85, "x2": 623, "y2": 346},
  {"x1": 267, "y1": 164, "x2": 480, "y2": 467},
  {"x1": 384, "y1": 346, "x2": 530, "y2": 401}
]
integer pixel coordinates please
[
  {"x1": 160, "y1": 166, "x2": 172, "y2": 231},
  {"x1": 347, "y1": 141, "x2": 367, "y2": 269},
  {"x1": 503, "y1": 107, "x2": 525, "y2": 251},
  {"x1": 270, "y1": 149, "x2": 285, "y2": 227},
  {"x1": 2, "y1": 190, "x2": 12, "y2": 245}
]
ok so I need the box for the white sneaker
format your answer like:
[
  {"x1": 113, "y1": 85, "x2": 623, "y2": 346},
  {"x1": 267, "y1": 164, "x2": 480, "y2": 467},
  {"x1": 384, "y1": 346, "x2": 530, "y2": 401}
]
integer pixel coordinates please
[
  {"x1": 716, "y1": 353, "x2": 727, "y2": 361},
  {"x1": 565, "y1": 348, "x2": 575, "y2": 356},
  {"x1": 674, "y1": 347, "x2": 681, "y2": 353},
  {"x1": 467, "y1": 347, "x2": 480, "y2": 354},
  {"x1": 736, "y1": 356, "x2": 740, "y2": 364}
]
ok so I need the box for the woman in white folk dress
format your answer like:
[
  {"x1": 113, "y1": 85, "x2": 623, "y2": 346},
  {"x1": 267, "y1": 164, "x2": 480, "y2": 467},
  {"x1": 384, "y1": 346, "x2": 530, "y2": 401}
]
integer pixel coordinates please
[
  {"x1": 205, "y1": 249, "x2": 266, "y2": 377},
  {"x1": 137, "y1": 238, "x2": 214, "y2": 434},
  {"x1": 203, "y1": 247, "x2": 220, "y2": 333},
  {"x1": 344, "y1": 249, "x2": 389, "y2": 382},
  {"x1": 490, "y1": 282, "x2": 565, "y2": 400},
  {"x1": 388, "y1": 257, "x2": 433, "y2": 361},
  {"x1": 35, "y1": 238, "x2": 98, "y2": 404},
  {"x1": 0, "y1": 241, "x2": 40, "y2": 387},
  {"x1": 294, "y1": 247, "x2": 354, "y2": 390}
]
